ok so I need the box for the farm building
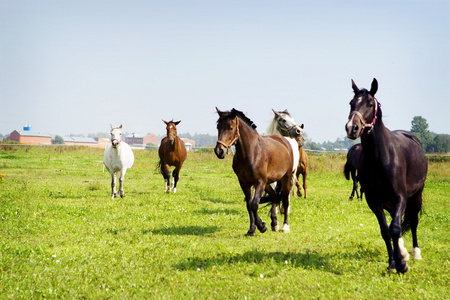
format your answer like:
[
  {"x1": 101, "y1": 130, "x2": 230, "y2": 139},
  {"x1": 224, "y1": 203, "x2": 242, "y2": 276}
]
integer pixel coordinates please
[
  {"x1": 125, "y1": 133, "x2": 158, "y2": 147},
  {"x1": 63, "y1": 136, "x2": 109, "y2": 148},
  {"x1": 8, "y1": 130, "x2": 52, "y2": 144},
  {"x1": 181, "y1": 138, "x2": 196, "y2": 151}
]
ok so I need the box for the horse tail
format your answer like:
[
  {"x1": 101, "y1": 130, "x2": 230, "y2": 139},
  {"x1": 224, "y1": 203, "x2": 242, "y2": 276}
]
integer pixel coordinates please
[
  {"x1": 344, "y1": 161, "x2": 351, "y2": 180},
  {"x1": 401, "y1": 188, "x2": 424, "y2": 234}
]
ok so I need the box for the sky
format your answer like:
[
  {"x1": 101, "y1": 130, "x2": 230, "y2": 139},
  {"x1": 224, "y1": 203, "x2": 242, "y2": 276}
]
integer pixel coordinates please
[{"x1": 1, "y1": 0, "x2": 449, "y2": 142}]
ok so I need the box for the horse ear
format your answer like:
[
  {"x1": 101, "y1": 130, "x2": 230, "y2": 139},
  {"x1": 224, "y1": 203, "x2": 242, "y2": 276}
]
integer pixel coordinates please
[
  {"x1": 110, "y1": 124, "x2": 114, "y2": 130},
  {"x1": 163, "y1": 120, "x2": 169, "y2": 125},
  {"x1": 370, "y1": 78, "x2": 378, "y2": 96},
  {"x1": 119, "y1": 124, "x2": 122, "y2": 129},
  {"x1": 300, "y1": 124, "x2": 304, "y2": 129},
  {"x1": 272, "y1": 109, "x2": 280, "y2": 117},
  {"x1": 174, "y1": 120, "x2": 181, "y2": 125},
  {"x1": 351, "y1": 79, "x2": 359, "y2": 94}
]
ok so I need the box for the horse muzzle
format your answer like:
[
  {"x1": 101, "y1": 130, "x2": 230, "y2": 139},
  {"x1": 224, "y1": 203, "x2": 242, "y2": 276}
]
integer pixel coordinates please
[
  {"x1": 289, "y1": 125, "x2": 303, "y2": 139},
  {"x1": 111, "y1": 139, "x2": 120, "y2": 148},
  {"x1": 346, "y1": 118, "x2": 362, "y2": 140},
  {"x1": 214, "y1": 143, "x2": 226, "y2": 159}
]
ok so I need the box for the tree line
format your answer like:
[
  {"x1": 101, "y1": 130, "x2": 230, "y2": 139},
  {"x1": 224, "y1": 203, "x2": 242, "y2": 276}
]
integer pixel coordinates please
[{"x1": 1, "y1": 116, "x2": 448, "y2": 153}]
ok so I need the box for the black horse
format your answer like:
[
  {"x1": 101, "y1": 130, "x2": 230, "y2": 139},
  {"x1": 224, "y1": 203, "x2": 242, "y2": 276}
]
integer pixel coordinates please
[
  {"x1": 345, "y1": 78, "x2": 427, "y2": 273},
  {"x1": 344, "y1": 143, "x2": 363, "y2": 200}
]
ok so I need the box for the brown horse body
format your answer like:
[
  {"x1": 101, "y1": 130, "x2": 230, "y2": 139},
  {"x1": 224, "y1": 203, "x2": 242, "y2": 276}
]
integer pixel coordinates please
[
  {"x1": 269, "y1": 109, "x2": 308, "y2": 198},
  {"x1": 158, "y1": 120, "x2": 187, "y2": 193},
  {"x1": 215, "y1": 108, "x2": 295, "y2": 236},
  {"x1": 295, "y1": 141, "x2": 308, "y2": 198}
]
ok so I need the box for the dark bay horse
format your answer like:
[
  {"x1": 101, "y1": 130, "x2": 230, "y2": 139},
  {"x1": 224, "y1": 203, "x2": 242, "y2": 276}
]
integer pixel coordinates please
[
  {"x1": 345, "y1": 78, "x2": 427, "y2": 273},
  {"x1": 214, "y1": 108, "x2": 296, "y2": 236},
  {"x1": 268, "y1": 109, "x2": 308, "y2": 198},
  {"x1": 158, "y1": 120, "x2": 187, "y2": 193},
  {"x1": 344, "y1": 143, "x2": 363, "y2": 200}
]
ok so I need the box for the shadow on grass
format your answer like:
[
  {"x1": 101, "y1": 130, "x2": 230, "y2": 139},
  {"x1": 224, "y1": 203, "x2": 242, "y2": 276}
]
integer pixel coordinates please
[
  {"x1": 174, "y1": 250, "x2": 341, "y2": 274},
  {"x1": 195, "y1": 208, "x2": 241, "y2": 215},
  {"x1": 149, "y1": 225, "x2": 220, "y2": 236}
]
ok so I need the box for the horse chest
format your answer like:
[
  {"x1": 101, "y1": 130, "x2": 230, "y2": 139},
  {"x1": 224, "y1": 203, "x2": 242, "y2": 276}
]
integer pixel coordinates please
[{"x1": 109, "y1": 154, "x2": 124, "y2": 172}]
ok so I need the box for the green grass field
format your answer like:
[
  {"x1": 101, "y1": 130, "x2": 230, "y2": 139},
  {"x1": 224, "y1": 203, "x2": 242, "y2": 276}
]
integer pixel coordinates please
[{"x1": 1, "y1": 145, "x2": 449, "y2": 299}]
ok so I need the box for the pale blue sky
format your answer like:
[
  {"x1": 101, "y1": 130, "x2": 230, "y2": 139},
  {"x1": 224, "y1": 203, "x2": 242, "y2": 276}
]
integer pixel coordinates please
[{"x1": 1, "y1": 0, "x2": 449, "y2": 142}]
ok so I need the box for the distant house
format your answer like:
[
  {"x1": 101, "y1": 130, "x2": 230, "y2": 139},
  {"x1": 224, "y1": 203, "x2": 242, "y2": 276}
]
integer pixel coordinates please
[
  {"x1": 63, "y1": 136, "x2": 109, "y2": 148},
  {"x1": 181, "y1": 138, "x2": 196, "y2": 151},
  {"x1": 8, "y1": 130, "x2": 52, "y2": 144},
  {"x1": 125, "y1": 133, "x2": 158, "y2": 147}
]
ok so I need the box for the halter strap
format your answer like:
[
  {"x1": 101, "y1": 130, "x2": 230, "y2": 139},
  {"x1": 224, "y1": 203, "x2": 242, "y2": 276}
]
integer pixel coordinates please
[
  {"x1": 350, "y1": 98, "x2": 378, "y2": 136},
  {"x1": 216, "y1": 117, "x2": 240, "y2": 154},
  {"x1": 111, "y1": 138, "x2": 121, "y2": 145},
  {"x1": 277, "y1": 123, "x2": 299, "y2": 138}
]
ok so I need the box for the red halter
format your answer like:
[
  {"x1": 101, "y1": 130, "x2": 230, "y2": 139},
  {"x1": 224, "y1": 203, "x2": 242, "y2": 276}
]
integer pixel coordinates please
[{"x1": 349, "y1": 98, "x2": 378, "y2": 136}]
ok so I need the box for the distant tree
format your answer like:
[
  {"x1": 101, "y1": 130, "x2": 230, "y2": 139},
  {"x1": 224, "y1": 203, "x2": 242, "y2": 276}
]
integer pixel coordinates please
[
  {"x1": 433, "y1": 134, "x2": 450, "y2": 153},
  {"x1": 411, "y1": 116, "x2": 433, "y2": 152},
  {"x1": 52, "y1": 135, "x2": 65, "y2": 144}
]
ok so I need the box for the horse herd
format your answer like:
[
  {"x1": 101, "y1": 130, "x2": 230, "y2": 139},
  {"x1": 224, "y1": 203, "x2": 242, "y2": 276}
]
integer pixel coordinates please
[{"x1": 103, "y1": 79, "x2": 427, "y2": 274}]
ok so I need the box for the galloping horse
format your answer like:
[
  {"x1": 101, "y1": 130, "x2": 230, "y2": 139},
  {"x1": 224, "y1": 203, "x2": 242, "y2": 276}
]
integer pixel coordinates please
[
  {"x1": 215, "y1": 108, "x2": 296, "y2": 236},
  {"x1": 158, "y1": 120, "x2": 187, "y2": 193},
  {"x1": 103, "y1": 124, "x2": 135, "y2": 199},
  {"x1": 345, "y1": 78, "x2": 427, "y2": 273},
  {"x1": 267, "y1": 109, "x2": 308, "y2": 198},
  {"x1": 344, "y1": 143, "x2": 363, "y2": 200}
]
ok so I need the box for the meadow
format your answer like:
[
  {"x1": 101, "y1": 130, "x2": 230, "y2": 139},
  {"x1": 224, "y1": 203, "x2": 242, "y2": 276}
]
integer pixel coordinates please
[{"x1": 0, "y1": 145, "x2": 449, "y2": 299}]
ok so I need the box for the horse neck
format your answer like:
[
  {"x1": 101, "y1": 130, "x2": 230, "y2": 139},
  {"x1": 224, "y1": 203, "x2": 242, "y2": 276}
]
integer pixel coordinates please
[
  {"x1": 234, "y1": 118, "x2": 259, "y2": 159},
  {"x1": 361, "y1": 119, "x2": 390, "y2": 161}
]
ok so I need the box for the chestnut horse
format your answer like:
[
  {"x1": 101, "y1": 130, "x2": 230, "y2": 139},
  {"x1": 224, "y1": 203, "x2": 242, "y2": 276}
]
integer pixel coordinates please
[
  {"x1": 267, "y1": 109, "x2": 308, "y2": 198},
  {"x1": 344, "y1": 143, "x2": 363, "y2": 200},
  {"x1": 158, "y1": 120, "x2": 187, "y2": 193},
  {"x1": 345, "y1": 78, "x2": 427, "y2": 273},
  {"x1": 214, "y1": 108, "x2": 296, "y2": 236}
]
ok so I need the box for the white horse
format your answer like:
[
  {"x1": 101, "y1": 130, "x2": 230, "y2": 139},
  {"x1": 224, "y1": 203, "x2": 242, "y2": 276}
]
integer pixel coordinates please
[{"x1": 103, "y1": 124, "x2": 135, "y2": 199}]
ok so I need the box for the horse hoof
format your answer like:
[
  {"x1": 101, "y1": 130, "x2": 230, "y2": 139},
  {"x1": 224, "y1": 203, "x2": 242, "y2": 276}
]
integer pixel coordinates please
[
  {"x1": 349, "y1": 197, "x2": 354, "y2": 201},
  {"x1": 259, "y1": 223, "x2": 267, "y2": 233},
  {"x1": 397, "y1": 263, "x2": 408, "y2": 274},
  {"x1": 246, "y1": 231, "x2": 255, "y2": 237},
  {"x1": 272, "y1": 224, "x2": 280, "y2": 232},
  {"x1": 412, "y1": 247, "x2": 422, "y2": 260},
  {"x1": 281, "y1": 224, "x2": 290, "y2": 233},
  {"x1": 173, "y1": 188, "x2": 177, "y2": 193}
]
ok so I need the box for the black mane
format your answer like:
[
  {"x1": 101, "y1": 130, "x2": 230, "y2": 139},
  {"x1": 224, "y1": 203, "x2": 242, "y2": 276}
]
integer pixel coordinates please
[{"x1": 217, "y1": 108, "x2": 258, "y2": 131}]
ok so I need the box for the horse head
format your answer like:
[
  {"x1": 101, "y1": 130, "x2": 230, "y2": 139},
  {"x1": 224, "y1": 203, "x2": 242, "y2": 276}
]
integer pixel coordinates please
[
  {"x1": 163, "y1": 120, "x2": 181, "y2": 145},
  {"x1": 110, "y1": 124, "x2": 123, "y2": 148},
  {"x1": 214, "y1": 107, "x2": 241, "y2": 159},
  {"x1": 346, "y1": 78, "x2": 380, "y2": 139},
  {"x1": 272, "y1": 109, "x2": 304, "y2": 140}
]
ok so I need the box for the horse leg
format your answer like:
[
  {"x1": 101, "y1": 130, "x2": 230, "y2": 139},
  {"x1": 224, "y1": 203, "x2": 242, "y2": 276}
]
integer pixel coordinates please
[
  {"x1": 251, "y1": 182, "x2": 267, "y2": 234},
  {"x1": 172, "y1": 164, "x2": 182, "y2": 193},
  {"x1": 296, "y1": 169, "x2": 302, "y2": 198},
  {"x1": 369, "y1": 204, "x2": 395, "y2": 271},
  {"x1": 239, "y1": 182, "x2": 256, "y2": 236},
  {"x1": 161, "y1": 163, "x2": 171, "y2": 193},
  {"x1": 350, "y1": 170, "x2": 357, "y2": 201},
  {"x1": 390, "y1": 198, "x2": 409, "y2": 273},
  {"x1": 118, "y1": 168, "x2": 127, "y2": 198},
  {"x1": 110, "y1": 173, "x2": 117, "y2": 199},
  {"x1": 280, "y1": 178, "x2": 291, "y2": 233},
  {"x1": 302, "y1": 170, "x2": 307, "y2": 199},
  {"x1": 407, "y1": 190, "x2": 423, "y2": 260}
]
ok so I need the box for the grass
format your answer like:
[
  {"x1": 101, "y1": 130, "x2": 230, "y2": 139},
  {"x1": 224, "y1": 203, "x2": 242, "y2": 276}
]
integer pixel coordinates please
[{"x1": 0, "y1": 146, "x2": 449, "y2": 299}]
